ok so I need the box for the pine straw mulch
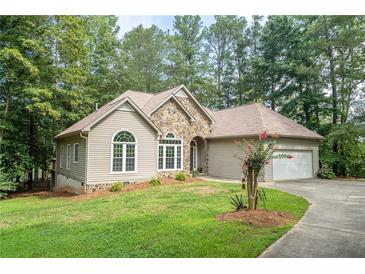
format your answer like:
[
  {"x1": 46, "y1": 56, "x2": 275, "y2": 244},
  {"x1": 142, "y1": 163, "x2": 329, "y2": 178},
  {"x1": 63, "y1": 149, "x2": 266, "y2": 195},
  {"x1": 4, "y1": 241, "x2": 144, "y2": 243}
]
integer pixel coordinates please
[
  {"x1": 6, "y1": 176, "x2": 207, "y2": 201},
  {"x1": 216, "y1": 208, "x2": 294, "y2": 227}
]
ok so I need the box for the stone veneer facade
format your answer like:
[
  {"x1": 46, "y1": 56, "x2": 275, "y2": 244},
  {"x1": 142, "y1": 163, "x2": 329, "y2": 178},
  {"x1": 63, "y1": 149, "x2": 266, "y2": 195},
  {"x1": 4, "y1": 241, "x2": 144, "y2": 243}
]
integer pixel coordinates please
[
  {"x1": 150, "y1": 95, "x2": 212, "y2": 177},
  {"x1": 86, "y1": 181, "x2": 137, "y2": 193}
]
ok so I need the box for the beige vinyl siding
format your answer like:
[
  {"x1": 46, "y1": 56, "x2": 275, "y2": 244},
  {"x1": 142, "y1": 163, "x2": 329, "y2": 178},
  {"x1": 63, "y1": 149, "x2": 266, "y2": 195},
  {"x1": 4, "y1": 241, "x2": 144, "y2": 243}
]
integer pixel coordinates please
[
  {"x1": 87, "y1": 107, "x2": 158, "y2": 184},
  {"x1": 208, "y1": 137, "x2": 320, "y2": 181},
  {"x1": 207, "y1": 138, "x2": 243, "y2": 179},
  {"x1": 56, "y1": 134, "x2": 86, "y2": 183},
  {"x1": 264, "y1": 138, "x2": 320, "y2": 181}
]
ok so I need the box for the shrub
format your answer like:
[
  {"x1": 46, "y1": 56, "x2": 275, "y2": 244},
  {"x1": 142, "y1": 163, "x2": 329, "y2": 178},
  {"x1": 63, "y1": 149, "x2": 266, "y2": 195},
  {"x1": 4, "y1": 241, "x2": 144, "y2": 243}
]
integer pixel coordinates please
[
  {"x1": 317, "y1": 164, "x2": 336, "y2": 179},
  {"x1": 110, "y1": 181, "x2": 123, "y2": 192},
  {"x1": 191, "y1": 169, "x2": 199, "y2": 178},
  {"x1": 175, "y1": 172, "x2": 186, "y2": 181},
  {"x1": 0, "y1": 170, "x2": 17, "y2": 198},
  {"x1": 149, "y1": 177, "x2": 161, "y2": 186},
  {"x1": 230, "y1": 194, "x2": 246, "y2": 211}
]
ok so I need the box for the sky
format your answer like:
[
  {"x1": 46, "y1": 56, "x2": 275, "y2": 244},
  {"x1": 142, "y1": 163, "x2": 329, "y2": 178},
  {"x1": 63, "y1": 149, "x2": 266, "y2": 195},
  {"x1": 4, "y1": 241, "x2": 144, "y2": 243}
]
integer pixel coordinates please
[{"x1": 117, "y1": 16, "x2": 216, "y2": 37}]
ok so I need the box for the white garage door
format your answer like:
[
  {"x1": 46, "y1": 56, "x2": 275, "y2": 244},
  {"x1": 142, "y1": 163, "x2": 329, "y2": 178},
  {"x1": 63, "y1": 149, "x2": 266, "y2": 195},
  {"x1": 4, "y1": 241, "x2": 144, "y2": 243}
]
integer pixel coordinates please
[{"x1": 273, "y1": 150, "x2": 313, "y2": 180}]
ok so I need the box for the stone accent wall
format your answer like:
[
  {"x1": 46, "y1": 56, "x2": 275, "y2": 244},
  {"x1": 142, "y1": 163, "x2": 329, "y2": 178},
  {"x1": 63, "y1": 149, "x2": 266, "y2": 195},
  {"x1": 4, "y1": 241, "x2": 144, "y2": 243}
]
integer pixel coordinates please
[
  {"x1": 86, "y1": 181, "x2": 137, "y2": 193},
  {"x1": 150, "y1": 96, "x2": 212, "y2": 176}
]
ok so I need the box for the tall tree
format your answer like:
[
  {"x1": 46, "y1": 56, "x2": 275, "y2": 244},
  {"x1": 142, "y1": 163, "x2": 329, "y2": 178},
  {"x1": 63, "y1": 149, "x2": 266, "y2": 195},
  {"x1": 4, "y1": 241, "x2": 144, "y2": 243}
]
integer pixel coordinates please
[
  {"x1": 203, "y1": 16, "x2": 246, "y2": 109},
  {"x1": 83, "y1": 16, "x2": 123, "y2": 105},
  {"x1": 235, "y1": 16, "x2": 263, "y2": 104},
  {"x1": 167, "y1": 16, "x2": 205, "y2": 93},
  {"x1": 120, "y1": 25, "x2": 168, "y2": 92},
  {"x1": 255, "y1": 16, "x2": 299, "y2": 111}
]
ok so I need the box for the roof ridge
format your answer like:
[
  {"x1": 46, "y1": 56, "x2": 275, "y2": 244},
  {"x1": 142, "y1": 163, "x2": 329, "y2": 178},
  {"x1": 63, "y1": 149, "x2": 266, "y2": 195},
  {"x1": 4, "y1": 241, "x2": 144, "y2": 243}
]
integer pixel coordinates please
[
  {"x1": 126, "y1": 89, "x2": 154, "y2": 95},
  {"x1": 213, "y1": 102, "x2": 261, "y2": 112},
  {"x1": 153, "y1": 85, "x2": 183, "y2": 95}
]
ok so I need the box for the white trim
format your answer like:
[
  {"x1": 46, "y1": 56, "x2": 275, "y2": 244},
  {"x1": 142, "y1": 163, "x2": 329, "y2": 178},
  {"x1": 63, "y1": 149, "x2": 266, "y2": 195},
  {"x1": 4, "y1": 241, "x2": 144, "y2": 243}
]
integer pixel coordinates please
[
  {"x1": 110, "y1": 130, "x2": 138, "y2": 174},
  {"x1": 60, "y1": 145, "x2": 64, "y2": 169},
  {"x1": 117, "y1": 102, "x2": 136, "y2": 112},
  {"x1": 79, "y1": 132, "x2": 88, "y2": 186},
  {"x1": 82, "y1": 98, "x2": 161, "y2": 135},
  {"x1": 73, "y1": 143, "x2": 79, "y2": 163},
  {"x1": 156, "y1": 136, "x2": 184, "y2": 172},
  {"x1": 66, "y1": 144, "x2": 71, "y2": 170},
  {"x1": 173, "y1": 85, "x2": 215, "y2": 123},
  {"x1": 190, "y1": 140, "x2": 198, "y2": 170},
  {"x1": 165, "y1": 132, "x2": 176, "y2": 139},
  {"x1": 175, "y1": 89, "x2": 189, "y2": 98},
  {"x1": 149, "y1": 94, "x2": 195, "y2": 121}
]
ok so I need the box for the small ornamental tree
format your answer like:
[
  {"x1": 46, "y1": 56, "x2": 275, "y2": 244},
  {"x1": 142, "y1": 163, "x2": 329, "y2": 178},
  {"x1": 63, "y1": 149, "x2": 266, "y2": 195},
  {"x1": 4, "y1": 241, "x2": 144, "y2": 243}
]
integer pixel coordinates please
[{"x1": 235, "y1": 131, "x2": 293, "y2": 210}]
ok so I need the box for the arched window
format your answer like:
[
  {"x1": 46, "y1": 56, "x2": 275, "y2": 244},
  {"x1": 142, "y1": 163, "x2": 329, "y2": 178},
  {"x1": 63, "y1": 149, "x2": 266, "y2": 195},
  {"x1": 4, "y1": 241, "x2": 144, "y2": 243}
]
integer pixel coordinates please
[
  {"x1": 112, "y1": 131, "x2": 136, "y2": 172},
  {"x1": 165, "y1": 132, "x2": 175, "y2": 139},
  {"x1": 158, "y1": 132, "x2": 182, "y2": 171}
]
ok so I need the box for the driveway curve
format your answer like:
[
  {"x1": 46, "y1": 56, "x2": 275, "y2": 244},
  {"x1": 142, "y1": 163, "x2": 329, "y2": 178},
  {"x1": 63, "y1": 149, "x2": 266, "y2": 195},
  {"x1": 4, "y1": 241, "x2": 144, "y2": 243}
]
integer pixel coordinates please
[{"x1": 259, "y1": 179, "x2": 365, "y2": 258}]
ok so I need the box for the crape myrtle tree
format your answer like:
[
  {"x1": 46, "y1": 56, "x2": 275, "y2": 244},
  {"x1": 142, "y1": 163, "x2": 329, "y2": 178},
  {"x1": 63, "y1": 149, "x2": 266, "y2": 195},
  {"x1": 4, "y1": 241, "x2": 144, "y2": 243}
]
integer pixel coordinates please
[{"x1": 236, "y1": 131, "x2": 293, "y2": 210}]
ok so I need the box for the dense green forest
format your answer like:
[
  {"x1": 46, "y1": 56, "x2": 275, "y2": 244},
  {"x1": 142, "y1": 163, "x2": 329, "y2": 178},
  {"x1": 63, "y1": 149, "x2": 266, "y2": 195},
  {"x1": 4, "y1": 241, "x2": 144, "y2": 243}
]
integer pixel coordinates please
[{"x1": 0, "y1": 15, "x2": 364, "y2": 191}]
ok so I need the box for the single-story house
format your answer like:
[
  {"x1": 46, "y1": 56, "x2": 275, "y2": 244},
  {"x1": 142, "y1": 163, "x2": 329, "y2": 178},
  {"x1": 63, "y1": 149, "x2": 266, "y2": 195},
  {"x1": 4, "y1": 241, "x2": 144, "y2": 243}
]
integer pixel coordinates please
[{"x1": 54, "y1": 85, "x2": 324, "y2": 193}]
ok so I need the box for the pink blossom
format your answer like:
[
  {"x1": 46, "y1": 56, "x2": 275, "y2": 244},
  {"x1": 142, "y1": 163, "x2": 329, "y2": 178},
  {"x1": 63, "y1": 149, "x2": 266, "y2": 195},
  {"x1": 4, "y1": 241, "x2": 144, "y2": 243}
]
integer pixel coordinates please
[
  {"x1": 259, "y1": 130, "x2": 268, "y2": 140},
  {"x1": 287, "y1": 154, "x2": 294, "y2": 159}
]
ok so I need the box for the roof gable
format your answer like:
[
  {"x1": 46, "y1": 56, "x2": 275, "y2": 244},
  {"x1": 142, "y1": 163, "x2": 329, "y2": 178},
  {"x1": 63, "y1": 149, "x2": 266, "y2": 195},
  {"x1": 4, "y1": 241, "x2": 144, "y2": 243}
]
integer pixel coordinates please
[
  {"x1": 55, "y1": 97, "x2": 161, "y2": 139},
  {"x1": 144, "y1": 85, "x2": 215, "y2": 123}
]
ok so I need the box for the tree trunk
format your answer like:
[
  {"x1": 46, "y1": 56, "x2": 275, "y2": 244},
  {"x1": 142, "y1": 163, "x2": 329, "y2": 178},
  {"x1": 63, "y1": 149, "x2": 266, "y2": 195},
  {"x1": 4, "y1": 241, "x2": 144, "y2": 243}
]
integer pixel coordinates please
[
  {"x1": 328, "y1": 49, "x2": 338, "y2": 125},
  {"x1": 28, "y1": 112, "x2": 35, "y2": 191},
  {"x1": 270, "y1": 83, "x2": 275, "y2": 111},
  {"x1": 247, "y1": 167, "x2": 260, "y2": 210},
  {"x1": 247, "y1": 167, "x2": 255, "y2": 210},
  {"x1": 328, "y1": 47, "x2": 339, "y2": 175},
  {"x1": 303, "y1": 84, "x2": 311, "y2": 128}
]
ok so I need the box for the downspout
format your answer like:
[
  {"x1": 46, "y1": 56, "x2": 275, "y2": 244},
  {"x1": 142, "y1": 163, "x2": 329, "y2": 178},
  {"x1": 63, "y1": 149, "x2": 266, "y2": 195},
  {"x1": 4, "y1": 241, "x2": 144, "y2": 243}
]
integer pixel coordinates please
[{"x1": 80, "y1": 132, "x2": 88, "y2": 193}]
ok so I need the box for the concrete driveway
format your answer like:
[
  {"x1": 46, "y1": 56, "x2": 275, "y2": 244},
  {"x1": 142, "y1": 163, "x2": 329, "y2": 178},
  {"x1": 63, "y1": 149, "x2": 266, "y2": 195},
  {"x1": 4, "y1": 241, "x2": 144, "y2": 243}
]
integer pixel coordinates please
[{"x1": 259, "y1": 179, "x2": 365, "y2": 258}]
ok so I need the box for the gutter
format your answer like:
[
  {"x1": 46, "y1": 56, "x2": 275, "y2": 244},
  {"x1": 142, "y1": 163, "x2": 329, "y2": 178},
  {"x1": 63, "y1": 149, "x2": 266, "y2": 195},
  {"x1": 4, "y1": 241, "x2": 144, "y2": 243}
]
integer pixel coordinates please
[
  {"x1": 206, "y1": 134, "x2": 325, "y2": 140},
  {"x1": 79, "y1": 132, "x2": 88, "y2": 193}
]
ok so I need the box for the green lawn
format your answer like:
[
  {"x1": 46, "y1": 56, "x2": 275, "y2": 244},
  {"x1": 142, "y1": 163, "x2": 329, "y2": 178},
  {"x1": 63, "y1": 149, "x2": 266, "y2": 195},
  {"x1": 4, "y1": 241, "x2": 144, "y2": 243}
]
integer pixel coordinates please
[{"x1": 0, "y1": 181, "x2": 308, "y2": 258}]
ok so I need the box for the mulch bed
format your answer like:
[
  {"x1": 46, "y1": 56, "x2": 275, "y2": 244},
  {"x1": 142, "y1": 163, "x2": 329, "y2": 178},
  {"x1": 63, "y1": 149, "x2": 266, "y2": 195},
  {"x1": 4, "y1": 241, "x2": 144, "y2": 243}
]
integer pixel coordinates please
[
  {"x1": 6, "y1": 176, "x2": 207, "y2": 201},
  {"x1": 216, "y1": 208, "x2": 294, "y2": 227}
]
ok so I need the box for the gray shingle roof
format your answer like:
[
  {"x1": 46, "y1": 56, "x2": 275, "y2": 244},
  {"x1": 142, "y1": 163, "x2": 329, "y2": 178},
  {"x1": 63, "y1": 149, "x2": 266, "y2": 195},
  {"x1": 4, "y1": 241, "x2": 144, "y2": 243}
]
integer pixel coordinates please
[
  {"x1": 55, "y1": 86, "x2": 324, "y2": 140},
  {"x1": 208, "y1": 103, "x2": 324, "y2": 139},
  {"x1": 55, "y1": 86, "x2": 182, "y2": 138}
]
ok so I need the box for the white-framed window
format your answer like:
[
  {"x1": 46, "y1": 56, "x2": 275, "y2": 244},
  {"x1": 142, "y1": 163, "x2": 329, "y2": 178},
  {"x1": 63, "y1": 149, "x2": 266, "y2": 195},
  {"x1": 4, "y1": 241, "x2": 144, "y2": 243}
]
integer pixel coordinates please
[
  {"x1": 66, "y1": 144, "x2": 71, "y2": 170},
  {"x1": 73, "y1": 143, "x2": 79, "y2": 163},
  {"x1": 111, "y1": 131, "x2": 137, "y2": 173},
  {"x1": 60, "y1": 145, "x2": 64, "y2": 169},
  {"x1": 165, "y1": 132, "x2": 175, "y2": 139},
  {"x1": 158, "y1": 133, "x2": 183, "y2": 171}
]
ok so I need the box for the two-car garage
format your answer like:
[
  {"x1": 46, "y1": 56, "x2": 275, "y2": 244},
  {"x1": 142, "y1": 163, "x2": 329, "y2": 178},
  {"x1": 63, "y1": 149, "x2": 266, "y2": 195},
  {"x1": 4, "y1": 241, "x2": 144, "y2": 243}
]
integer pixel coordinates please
[
  {"x1": 207, "y1": 137, "x2": 320, "y2": 181},
  {"x1": 206, "y1": 103, "x2": 323, "y2": 182}
]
